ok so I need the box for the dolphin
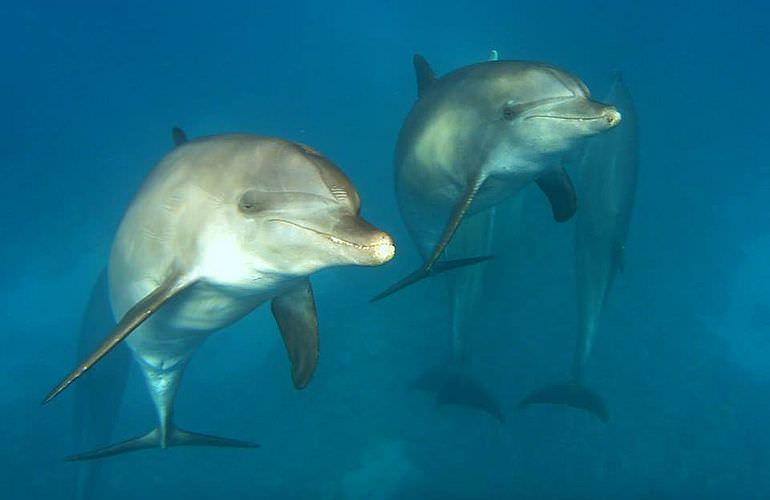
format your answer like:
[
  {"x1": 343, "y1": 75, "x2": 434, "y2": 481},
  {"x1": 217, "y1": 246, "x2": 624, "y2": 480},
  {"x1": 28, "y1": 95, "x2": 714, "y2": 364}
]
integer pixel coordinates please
[
  {"x1": 371, "y1": 53, "x2": 621, "y2": 302},
  {"x1": 43, "y1": 133, "x2": 395, "y2": 460},
  {"x1": 519, "y1": 72, "x2": 639, "y2": 421}
]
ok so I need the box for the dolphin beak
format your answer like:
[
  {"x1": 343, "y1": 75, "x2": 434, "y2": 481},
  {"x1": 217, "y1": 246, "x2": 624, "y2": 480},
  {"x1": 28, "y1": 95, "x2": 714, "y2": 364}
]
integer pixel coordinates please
[
  {"x1": 333, "y1": 216, "x2": 395, "y2": 266},
  {"x1": 526, "y1": 99, "x2": 622, "y2": 133},
  {"x1": 269, "y1": 216, "x2": 395, "y2": 266},
  {"x1": 602, "y1": 106, "x2": 622, "y2": 127}
]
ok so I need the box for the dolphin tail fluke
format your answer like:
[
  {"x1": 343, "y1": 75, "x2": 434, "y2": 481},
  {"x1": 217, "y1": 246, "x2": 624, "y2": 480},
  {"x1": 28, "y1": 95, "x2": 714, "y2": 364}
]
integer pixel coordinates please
[
  {"x1": 370, "y1": 256, "x2": 493, "y2": 302},
  {"x1": 436, "y1": 373, "x2": 505, "y2": 423},
  {"x1": 411, "y1": 367, "x2": 504, "y2": 423},
  {"x1": 65, "y1": 426, "x2": 259, "y2": 461},
  {"x1": 518, "y1": 382, "x2": 608, "y2": 422}
]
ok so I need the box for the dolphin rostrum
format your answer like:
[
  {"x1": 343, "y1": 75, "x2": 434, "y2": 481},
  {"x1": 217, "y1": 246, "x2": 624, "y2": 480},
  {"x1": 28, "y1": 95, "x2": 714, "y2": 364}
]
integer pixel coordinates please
[
  {"x1": 519, "y1": 72, "x2": 640, "y2": 421},
  {"x1": 371, "y1": 53, "x2": 621, "y2": 301},
  {"x1": 44, "y1": 134, "x2": 395, "y2": 460}
]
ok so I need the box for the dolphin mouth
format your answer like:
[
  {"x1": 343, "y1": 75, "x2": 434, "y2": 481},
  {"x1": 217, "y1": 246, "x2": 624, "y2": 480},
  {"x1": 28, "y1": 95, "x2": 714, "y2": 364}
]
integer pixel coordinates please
[
  {"x1": 525, "y1": 115, "x2": 607, "y2": 122},
  {"x1": 268, "y1": 219, "x2": 395, "y2": 254}
]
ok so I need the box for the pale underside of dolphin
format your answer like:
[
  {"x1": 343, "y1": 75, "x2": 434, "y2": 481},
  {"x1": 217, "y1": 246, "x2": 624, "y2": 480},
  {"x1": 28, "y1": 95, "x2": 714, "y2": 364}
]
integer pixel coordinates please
[
  {"x1": 372, "y1": 51, "x2": 620, "y2": 302},
  {"x1": 44, "y1": 133, "x2": 394, "y2": 460},
  {"x1": 519, "y1": 72, "x2": 639, "y2": 422}
]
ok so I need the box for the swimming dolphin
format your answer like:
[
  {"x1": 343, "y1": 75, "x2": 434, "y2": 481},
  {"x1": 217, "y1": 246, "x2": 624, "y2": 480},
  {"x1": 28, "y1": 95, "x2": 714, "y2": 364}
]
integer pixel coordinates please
[
  {"x1": 371, "y1": 53, "x2": 620, "y2": 301},
  {"x1": 44, "y1": 133, "x2": 395, "y2": 460},
  {"x1": 519, "y1": 72, "x2": 639, "y2": 421}
]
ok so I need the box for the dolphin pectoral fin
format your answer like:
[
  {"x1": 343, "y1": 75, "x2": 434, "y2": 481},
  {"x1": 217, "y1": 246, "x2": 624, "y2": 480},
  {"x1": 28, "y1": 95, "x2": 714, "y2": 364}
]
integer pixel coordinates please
[
  {"x1": 435, "y1": 372, "x2": 505, "y2": 423},
  {"x1": 518, "y1": 382, "x2": 609, "y2": 422},
  {"x1": 271, "y1": 279, "x2": 319, "y2": 389},
  {"x1": 42, "y1": 273, "x2": 194, "y2": 405},
  {"x1": 433, "y1": 255, "x2": 494, "y2": 273},
  {"x1": 65, "y1": 426, "x2": 259, "y2": 461},
  {"x1": 371, "y1": 179, "x2": 486, "y2": 302},
  {"x1": 536, "y1": 166, "x2": 577, "y2": 222},
  {"x1": 369, "y1": 255, "x2": 492, "y2": 302},
  {"x1": 171, "y1": 126, "x2": 188, "y2": 146},
  {"x1": 413, "y1": 54, "x2": 437, "y2": 98}
]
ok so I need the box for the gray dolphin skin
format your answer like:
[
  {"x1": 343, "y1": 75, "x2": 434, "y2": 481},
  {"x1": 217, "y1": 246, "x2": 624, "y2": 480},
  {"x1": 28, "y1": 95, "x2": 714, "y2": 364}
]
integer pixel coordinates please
[
  {"x1": 371, "y1": 53, "x2": 621, "y2": 301},
  {"x1": 43, "y1": 133, "x2": 395, "y2": 460},
  {"x1": 519, "y1": 73, "x2": 639, "y2": 421}
]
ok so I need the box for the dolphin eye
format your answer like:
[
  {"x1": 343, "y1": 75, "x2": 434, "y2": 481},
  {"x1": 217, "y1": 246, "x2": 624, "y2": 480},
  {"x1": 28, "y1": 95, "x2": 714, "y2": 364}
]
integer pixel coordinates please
[
  {"x1": 238, "y1": 190, "x2": 263, "y2": 213},
  {"x1": 502, "y1": 103, "x2": 520, "y2": 120}
]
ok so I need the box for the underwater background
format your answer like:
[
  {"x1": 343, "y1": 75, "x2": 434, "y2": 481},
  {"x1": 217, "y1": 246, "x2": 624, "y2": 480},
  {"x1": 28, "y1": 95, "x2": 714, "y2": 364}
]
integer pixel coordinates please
[{"x1": 2, "y1": 1, "x2": 769, "y2": 498}]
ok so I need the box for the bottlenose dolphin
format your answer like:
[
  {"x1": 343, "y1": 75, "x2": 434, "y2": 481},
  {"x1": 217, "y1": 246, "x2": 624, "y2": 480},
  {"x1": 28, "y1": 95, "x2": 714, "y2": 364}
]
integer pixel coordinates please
[
  {"x1": 372, "y1": 53, "x2": 620, "y2": 301},
  {"x1": 519, "y1": 72, "x2": 639, "y2": 421},
  {"x1": 44, "y1": 134, "x2": 395, "y2": 460}
]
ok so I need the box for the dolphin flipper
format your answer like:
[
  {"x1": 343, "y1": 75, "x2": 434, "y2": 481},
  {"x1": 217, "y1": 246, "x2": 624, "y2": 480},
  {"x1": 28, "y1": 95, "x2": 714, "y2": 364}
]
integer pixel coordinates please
[
  {"x1": 370, "y1": 255, "x2": 493, "y2": 302},
  {"x1": 271, "y1": 279, "x2": 319, "y2": 389},
  {"x1": 535, "y1": 166, "x2": 577, "y2": 222},
  {"x1": 372, "y1": 178, "x2": 487, "y2": 302},
  {"x1": 43, "y1": 272, "x2": 195, "y2": 405},
  {"x1": 66, "y1": 426, "x2": 258, "y2": 461},
  {"x1": 518, "y1": 382, "x2": 608, "y2": 422}
]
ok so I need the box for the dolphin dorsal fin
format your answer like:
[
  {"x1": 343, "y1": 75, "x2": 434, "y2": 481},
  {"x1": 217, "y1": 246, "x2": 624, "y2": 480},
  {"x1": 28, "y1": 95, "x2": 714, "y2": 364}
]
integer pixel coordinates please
[
  {"x1": 171, "y1": 126, "x2": 188, "y2": 146},
  {"x1": 413, "y1": 54, "x2": 436, "y2": 98},
  {"x1": 488, "y1": 49, "x2": 499, "y2": 61}
]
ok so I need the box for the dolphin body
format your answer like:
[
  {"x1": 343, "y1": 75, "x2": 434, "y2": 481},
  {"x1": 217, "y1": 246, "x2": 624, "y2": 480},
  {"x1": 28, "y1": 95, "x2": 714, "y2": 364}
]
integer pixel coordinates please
[
  {"x1": 44, "y1": 133, "x2": 395, "y2": 460},
  {"x1": 375, "y1": 51, "x2": 620, "y2": 417},
  {"x1": 519, "y1": 73, "x2": 640, "y2": 421},
  {"x1": 372, "y1": 54, "x2": 621, "y2": 301}
]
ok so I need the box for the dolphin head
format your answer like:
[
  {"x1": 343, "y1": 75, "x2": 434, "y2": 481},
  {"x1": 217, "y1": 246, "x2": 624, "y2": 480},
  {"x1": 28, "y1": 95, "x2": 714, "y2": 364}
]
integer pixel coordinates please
[
  {"x1": 484, "y1": 63, "x2": 621, "y2": 154},
  {"x1": 227, "y1": 141, "x2": 395, "y2": 277}
]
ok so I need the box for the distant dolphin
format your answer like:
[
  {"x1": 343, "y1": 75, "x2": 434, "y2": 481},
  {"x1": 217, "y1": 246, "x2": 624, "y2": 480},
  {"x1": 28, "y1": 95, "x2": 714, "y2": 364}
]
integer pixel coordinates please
[
  {"x1": 519, "y1": 72, "x2": 639, "y2": 421},
  {"x1": 371, "y1": 53, "x2": 620, "y2": 301},
  {"x1": 44, "y1": 134, "x2": 395, "y2": 460}
]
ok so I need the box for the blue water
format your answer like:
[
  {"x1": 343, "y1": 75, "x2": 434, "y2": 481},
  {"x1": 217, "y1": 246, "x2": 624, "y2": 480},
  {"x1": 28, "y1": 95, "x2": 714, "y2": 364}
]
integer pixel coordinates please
[{"x1": 2, "y1": 1, "x2": 769, "y2": 498}]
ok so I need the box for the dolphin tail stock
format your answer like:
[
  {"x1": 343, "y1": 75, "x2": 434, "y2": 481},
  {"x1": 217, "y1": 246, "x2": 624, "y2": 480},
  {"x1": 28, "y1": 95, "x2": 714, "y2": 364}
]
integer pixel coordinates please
[
  {"x1": 518, "y1": 381, "x2": 608, "y2": 422},
  {"x1": 370, "y1": 255, "x2": 494, "y2": 302},
  {"x1": 65, "y1": 426, "x2": 259, "y2": 461},
  {"x1": 411, "y1": 366, "x2": 504, "y2": 423}
]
